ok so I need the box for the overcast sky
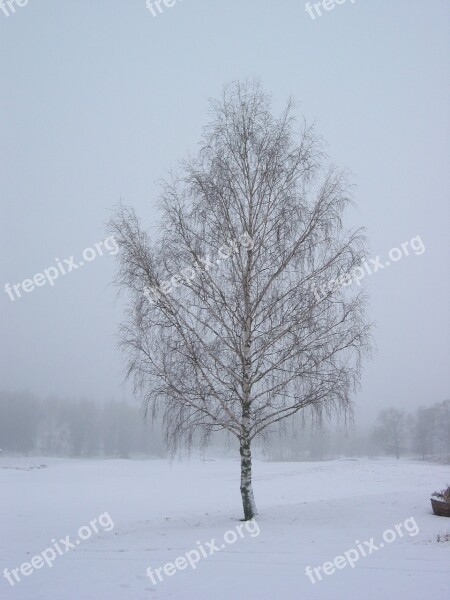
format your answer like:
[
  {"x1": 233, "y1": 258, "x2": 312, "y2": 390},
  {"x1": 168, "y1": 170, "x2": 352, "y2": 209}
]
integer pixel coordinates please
[{"x1": 1, "y1": 0, "x2": 449, "y2": 425}]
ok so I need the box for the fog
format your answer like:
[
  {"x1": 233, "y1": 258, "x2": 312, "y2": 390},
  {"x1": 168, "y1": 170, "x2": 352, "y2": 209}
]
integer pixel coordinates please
[
  {"x1": 1, "y1": 4, "x2": 450, "y2": 600},
  {"x1": 1, "y1": 0, "x2": 449, "y2": 432}
]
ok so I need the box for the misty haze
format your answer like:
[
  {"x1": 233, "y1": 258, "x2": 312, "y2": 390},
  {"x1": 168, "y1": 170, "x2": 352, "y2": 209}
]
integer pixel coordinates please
[{"x1": 1, "y1": 2, "x2": 449, "y2": 600}]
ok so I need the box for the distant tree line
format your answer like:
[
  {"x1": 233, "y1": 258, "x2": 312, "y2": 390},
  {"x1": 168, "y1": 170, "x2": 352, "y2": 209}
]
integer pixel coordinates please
[
  {"x1": 1, "y1": 391, "x2": 448, "y2": 463},
  {"x1": 261, "y1": 400, "x2": 450, "y2": 463},
  {"x1": 0, "y1": 391, "x2": 166, "y2": 458},
  {"x1": 372, "y1": 401, "x2": 450, "y2": 460}
]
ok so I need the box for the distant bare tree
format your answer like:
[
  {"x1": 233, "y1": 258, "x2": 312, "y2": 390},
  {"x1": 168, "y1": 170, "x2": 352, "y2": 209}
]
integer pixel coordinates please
[
  {"x1": 435, "y1": 400, "x2": 450, "y2": 458},
  {"x1": 413, "y1": 406, "x2": 437, "y2": 460},
  {"x1": 373, "y1": 408, "x2": 409, "y2": 459},
  {"x1": 109, "y1": 80, "x2": 371, "y2": 520}
]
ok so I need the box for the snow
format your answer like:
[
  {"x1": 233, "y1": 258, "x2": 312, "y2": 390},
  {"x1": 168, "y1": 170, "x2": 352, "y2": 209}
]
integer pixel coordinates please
[{"x1": 1, "y1": 456, "x2": 449, "y2": 599}]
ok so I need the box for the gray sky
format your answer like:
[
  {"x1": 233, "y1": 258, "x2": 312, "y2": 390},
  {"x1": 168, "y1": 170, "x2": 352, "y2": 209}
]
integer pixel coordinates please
[{"x1": 1, "y1": 0, "x2": 449, "y2": 425}]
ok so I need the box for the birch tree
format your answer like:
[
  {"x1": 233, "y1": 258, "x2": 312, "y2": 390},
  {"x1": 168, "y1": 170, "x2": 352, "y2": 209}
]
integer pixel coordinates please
[{"x1": 109, "y1": 80, "x2": 371, "y2": 520}]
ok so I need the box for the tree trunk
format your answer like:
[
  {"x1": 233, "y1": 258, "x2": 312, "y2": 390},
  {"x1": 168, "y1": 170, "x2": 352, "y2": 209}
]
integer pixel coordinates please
[
  {"x1": 240, "y1": 435, "x2": 258, "y2": 520},
  {"x1": 395, "y1": 437, "x2": 400, "y2": 459}
]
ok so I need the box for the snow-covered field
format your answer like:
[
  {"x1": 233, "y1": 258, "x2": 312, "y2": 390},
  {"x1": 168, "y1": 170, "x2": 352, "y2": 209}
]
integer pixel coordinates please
[{"x1": 1, "y1": 455, "x2": 449, "y2": 599}]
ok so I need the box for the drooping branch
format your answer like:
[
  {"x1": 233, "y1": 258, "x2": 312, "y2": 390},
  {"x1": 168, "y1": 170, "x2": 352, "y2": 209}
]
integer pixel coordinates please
[{"x1": 108, "y1": 80, "x2": 371, "y2": 453}]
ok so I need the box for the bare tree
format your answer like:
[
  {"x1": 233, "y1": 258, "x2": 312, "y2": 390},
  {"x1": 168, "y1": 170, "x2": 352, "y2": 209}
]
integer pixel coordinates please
[
  {"x1": 373, "y1": 408, "x2": 409, "y2": 459},
  {"x1": 413, "y1": 406, "x2": 437, "y2": 460},
  {"x1": 435, "y1": 400, "x2": 450, "y2": 459},
  {"x1": 109, "y1": 80, "x2": 371, "y2": 520}
]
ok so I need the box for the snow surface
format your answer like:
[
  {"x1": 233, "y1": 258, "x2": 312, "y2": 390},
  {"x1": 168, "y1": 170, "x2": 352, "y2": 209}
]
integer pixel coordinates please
[{"x1": 1, "y1": 455, "x2": 449, "y2": 599}]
